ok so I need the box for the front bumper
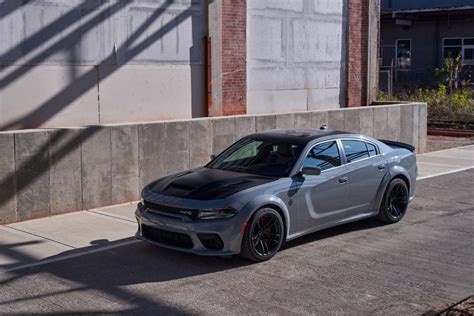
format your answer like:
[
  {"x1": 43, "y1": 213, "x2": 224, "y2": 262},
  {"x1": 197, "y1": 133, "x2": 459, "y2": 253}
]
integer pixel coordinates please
[{"x1": 135, "y1": 204, "x2": 245, "y2": 256}]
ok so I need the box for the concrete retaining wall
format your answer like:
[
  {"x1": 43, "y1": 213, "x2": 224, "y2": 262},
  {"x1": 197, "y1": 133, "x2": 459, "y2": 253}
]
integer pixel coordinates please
[{"x1": 0, "y1": 103, "x2": 427, "y2": 224}]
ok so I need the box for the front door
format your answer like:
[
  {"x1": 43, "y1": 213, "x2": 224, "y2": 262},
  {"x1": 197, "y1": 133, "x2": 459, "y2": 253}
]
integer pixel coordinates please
[{"x1": 295, "y1": 140, "x2": 349, "y2": 232}]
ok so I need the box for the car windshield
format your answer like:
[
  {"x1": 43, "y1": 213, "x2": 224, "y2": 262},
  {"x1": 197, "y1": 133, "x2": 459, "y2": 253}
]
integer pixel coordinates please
[{"x1": 206, "y1": 137, "x2": 304, "y2": 177}]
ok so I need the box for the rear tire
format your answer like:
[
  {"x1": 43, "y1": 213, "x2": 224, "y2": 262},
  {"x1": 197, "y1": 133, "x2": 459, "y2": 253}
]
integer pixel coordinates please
[
  {"x1": 377, "y1": 178, "x2": 409, "y2": 223},
  {"x1": 240, "y1": 208, "x2": 284, "y2": 262}
]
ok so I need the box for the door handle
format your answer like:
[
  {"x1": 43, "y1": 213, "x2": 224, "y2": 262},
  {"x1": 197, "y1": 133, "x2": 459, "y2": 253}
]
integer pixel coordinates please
[
  {"x1": 378, "y1": 164, "x2": 386, "y2": 171},
  {"x1": 338, "y1": 177, "x2": 348, "y2": 184}
]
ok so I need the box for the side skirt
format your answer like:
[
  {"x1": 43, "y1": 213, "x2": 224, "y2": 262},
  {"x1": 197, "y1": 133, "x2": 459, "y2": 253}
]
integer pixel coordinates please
[{"x1": 286, "y1": 211, "x2": 378, "y2": 242}]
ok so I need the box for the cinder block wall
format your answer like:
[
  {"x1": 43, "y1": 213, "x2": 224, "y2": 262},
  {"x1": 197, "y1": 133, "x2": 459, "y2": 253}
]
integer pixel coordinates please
[{"x1": 0, "y1": 103, "x2": 427, "y2": 224}]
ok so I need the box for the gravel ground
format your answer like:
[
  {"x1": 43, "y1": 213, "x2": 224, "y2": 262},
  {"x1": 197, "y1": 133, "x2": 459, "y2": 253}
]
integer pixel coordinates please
[
  {"x1": 0, "y1": 170, "x2": 473, "y2": 315},
  {"x1": 427, "y1": 135, "x2": 474, "y2": 152}
]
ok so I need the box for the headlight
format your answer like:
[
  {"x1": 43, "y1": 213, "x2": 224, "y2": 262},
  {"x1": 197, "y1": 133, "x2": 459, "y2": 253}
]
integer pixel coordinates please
[{"x1": 197, "y1": 208, "x2": 237, "y2": 220}]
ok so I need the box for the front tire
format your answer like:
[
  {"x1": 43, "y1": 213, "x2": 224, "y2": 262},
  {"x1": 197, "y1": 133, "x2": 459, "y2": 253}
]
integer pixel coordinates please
[
  {"x1": 377, "y1": 178, "x2": 409, "y2": 223},
  {"x1": 240, "y1": 208, "x2": 284, "y2": 262}
]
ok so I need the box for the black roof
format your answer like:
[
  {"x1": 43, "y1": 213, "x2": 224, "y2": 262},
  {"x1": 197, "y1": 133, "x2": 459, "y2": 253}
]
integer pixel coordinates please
[{"x1": 247, "y1": 129, "x2": 347, "y2": 145}]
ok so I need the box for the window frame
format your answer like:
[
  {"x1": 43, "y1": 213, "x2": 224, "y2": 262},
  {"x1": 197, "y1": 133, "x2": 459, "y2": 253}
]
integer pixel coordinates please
[
  {"x1": 339, "y1": 138, "x2": 380, "y2": 166},
  {"x1": 298, "y1": 139, "x2": 344, "y2": 174},
  {"x1": 295, "y1": 138, "x2": 381, "y2": 175},
  {"x1": 395, "y1": 38, "x2": 412, "y2": 71},
  {"x1": 442, "y1": 37, "x2": 474, "y2": 66}
]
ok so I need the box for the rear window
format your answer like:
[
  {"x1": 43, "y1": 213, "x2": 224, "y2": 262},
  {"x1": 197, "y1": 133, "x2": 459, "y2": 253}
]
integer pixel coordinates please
[{"x1": 342, "y1": 140, "x2": 374, "y2": 163}]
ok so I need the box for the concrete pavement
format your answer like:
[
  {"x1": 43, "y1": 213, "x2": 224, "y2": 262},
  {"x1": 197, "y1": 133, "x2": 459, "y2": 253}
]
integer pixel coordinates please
[
  {"x1": 417, "y1": 144, "x2": 474, "y2": 179},
  {"x1": 0, "y1": 146, "x2": 472, "y2": 314}
]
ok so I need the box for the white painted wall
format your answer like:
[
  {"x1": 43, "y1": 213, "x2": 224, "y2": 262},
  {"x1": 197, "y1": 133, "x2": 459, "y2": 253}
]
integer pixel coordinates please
[
  {"x1": 0, "y1": 0, "x2": 204, "y2": 130},
  {"x1": 246, "y1": 0, "x2": 348, "y2": 114}
]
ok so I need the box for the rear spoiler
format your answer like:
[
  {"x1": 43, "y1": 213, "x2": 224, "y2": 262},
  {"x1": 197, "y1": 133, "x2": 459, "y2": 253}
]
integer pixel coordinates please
[{"x1": 379, "y1": 139, "x2": 416, "y2": 152}]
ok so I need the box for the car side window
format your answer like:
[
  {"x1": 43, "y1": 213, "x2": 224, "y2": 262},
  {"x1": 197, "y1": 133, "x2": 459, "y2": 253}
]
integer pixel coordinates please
[
  {"x1": 303, "y1": 141, "x2": 341, "y2": 171},
  {"x1": 367, "y1": 143, "x2": 378, "y2": 157},
  {"x1": 342, "y1": 140, "x2": 371, "y2": 163}
]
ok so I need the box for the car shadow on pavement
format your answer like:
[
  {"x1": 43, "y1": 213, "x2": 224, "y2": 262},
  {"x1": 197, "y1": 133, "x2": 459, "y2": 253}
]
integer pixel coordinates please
[
  {"x1": 281, "y1": 217, "x2": 384, "y2": 251},
  {"x1": 0, "y1": 218, "x2": 385, "y2": 314}
]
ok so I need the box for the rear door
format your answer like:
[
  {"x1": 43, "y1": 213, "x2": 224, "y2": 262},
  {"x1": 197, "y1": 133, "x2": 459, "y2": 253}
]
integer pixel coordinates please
[
  {"x1": 340, "y1": 139, "x2": 387, "y2": 216},
  {"x1": 295, "y1": 140, "x2": 349, "y2": 232}
]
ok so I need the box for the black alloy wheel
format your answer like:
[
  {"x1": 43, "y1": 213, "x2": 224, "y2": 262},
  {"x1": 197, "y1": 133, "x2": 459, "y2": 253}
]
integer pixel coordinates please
[
  {"x1": 378, "y1": 178, "x2": 409, "y2": 223},
  {"x1": 240, "y1": 208, "x2": 284, "y2": 262}
]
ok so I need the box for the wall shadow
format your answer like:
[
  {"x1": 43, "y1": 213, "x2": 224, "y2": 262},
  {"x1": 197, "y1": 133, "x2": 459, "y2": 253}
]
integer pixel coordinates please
[
  {"x1": 0, "y1": 1, "x2": 204, "y2": 217},
  {"x1": 1, "y1": 0, "x2": 204, "y2": 130}
]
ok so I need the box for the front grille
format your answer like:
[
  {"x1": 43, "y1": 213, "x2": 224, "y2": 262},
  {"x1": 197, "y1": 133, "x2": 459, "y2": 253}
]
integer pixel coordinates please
[
  {"x1": 141, "y1": 224, "x2": 193, "y2": 249},
  {"x1": 144, "y1": 200, "x2": 198, "y2": 219}
]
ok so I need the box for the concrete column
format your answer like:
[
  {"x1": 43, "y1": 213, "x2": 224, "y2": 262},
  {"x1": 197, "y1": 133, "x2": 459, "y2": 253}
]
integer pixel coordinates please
[{"x1": 208, "y1": 0, "x2": 247, "y2": 116}]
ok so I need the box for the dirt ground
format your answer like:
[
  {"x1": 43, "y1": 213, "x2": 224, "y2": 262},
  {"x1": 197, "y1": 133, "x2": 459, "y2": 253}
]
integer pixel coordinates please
[{"x1": 426, "y1": 135, "x2": 474, "y2": 152}]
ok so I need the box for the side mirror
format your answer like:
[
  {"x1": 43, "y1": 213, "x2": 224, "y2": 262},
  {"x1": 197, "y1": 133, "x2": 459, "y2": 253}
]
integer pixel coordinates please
[
  {"x1": 210, "y1": 154, "x2": 216, "y2": 160},
  {"x1": 301, "y1": 167, "x2": 321, "y2": 176}
]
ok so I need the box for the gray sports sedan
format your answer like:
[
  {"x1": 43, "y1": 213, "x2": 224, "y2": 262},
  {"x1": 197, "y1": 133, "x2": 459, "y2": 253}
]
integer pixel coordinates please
[{"x1": 135, "y1": 128, "x2": 417, "y2": 262}]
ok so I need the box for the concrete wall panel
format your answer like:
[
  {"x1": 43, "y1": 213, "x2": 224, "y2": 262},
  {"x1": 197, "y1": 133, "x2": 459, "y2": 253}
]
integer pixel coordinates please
[
  {"x1": 358, "y1": 107, "x2": 374, "y2": 137},
  {"x1": 373, "y1": 106, "x2": 389, "y2": 139},
  {"x1": 412, "y1": 104, "x2": 420, "y2": 150},
  {"x1": 327, "y1": 110, "x2": 345, "y2": 131},
  {"x1": 276, "y1": 113, "x2": 295, "y2": 129},
  {"x1": 248, "y1": 16, "x2": 283, "y2": 61},
  {"x1": 0, "y1": 66, "x2": 99, "y2": 129},
  {"x1": 99, "y1": 65, "x2": 203, "y2": 124},
  {"x1": 307, "y1": 89, "x2": 341, "y2": 111},
  {"x1": 235, "y1": 116, "x2": 256, "y2": 141},
  {"x1": 111, "y1": 125, "x2": 139, "y2": 204},
  {"x1": 387, "y1": 106, "x2": 401, "y2": 142},
  {"x1": 311, "y1": 111, "x2": 329, "y2": 129},
  {"x1": 418, "y1": 103, "x2": 428, "y2": 153},
  {"x1": 212, "y1": 118, "x2": 235, "y2": 155},
  {"x1": 164, "y1": 121, "x2": 190, "y2": 175},
  {"x1": 247, "y1": 0, "x2": 347, "y2": 113},
  {"x1": 247, "y1": 90, "x2": 308, "y2": 114},
  {"x1": 344, "y1": 108, "x2": 360, "y2": 133},
  {"x1": 81, "y1": 127, "x2": 112, "y2": 209},
  {"x1": 256, "y1": 115, "x2": 277, "y2": 132},
  {"x1": 49, "y1": 128, "x2": 82, "y2": 215},
  {"x1": 15, "y1": 131, "x2": 51, "y2": 221},
  {"x1": 294, "y1": 112, "x2": 312, "y2": 129},
  {"x1": 138, "y1": 123, "x2": 166, "y2": 189},
  {"x1": 400, "y1": 105, "x2": 415, "y2": 146},
  {"x1": 0, "y1": 133, "x2": 16, "y2": 224},
  {"x1": 190, "y1": 119, "x2": 213, "y2": 169}
]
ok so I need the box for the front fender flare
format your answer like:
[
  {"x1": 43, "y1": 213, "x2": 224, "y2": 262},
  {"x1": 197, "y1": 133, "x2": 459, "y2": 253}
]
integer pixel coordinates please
[{"x1": 240, "y1": 195, "x2": 291, "y2": 238}]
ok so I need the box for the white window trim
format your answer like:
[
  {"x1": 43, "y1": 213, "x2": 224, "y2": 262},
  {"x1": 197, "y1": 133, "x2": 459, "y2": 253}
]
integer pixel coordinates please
[
  {"x1": 395, "y1": 39, "x2": 412, "y2": 71},
  {"x1": 442, "y1": 37, "x2": 474, "y2": 66}
]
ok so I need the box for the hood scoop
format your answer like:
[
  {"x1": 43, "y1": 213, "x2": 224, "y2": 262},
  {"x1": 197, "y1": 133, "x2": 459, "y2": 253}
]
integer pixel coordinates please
[
  {"x1": 163, "y1": 182, "x2": 196, "y2": 195},
  {"x1": 148, "y1": 167, "x2": 278, "y2": 200}
]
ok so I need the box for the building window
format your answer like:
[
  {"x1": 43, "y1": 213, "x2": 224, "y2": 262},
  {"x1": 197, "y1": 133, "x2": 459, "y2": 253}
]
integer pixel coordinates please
[
  {"x1": 443, "y1": 37, "x2": 474, "y2": 65},
  {"x1": 396, "y1": 39, "x2": 411, "y2": 71}
]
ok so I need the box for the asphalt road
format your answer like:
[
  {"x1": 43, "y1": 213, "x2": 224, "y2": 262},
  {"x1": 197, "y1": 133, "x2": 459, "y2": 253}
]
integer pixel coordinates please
[{"x1": 0, "y1": 170, "x2": 473, "y2": 315}]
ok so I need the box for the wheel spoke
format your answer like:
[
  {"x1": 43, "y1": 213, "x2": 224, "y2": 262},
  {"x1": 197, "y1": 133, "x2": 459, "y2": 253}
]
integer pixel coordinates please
[{"x1": 250, "y1": 212, "x2": 283, "y2": 257}]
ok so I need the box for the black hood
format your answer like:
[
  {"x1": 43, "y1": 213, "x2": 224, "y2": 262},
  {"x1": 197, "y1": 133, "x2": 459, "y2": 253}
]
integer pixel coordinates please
[{"x1": 147, "y1": 167, "x2": 277, "y2": 200}]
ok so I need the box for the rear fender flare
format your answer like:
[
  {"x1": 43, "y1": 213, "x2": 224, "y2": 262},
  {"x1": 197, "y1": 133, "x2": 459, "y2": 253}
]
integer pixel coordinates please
[{"x1": 374, "y1": 166, "x2": 411, "y2": 213}]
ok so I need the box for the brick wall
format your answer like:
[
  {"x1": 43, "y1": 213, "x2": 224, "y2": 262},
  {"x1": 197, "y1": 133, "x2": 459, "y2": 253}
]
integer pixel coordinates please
[
  {"x1": 211, "y1": 0, "x2": 247, "y2": 116},
  {"x1": 347, "y1": 0, "x2": 370, "y2": 107}
]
